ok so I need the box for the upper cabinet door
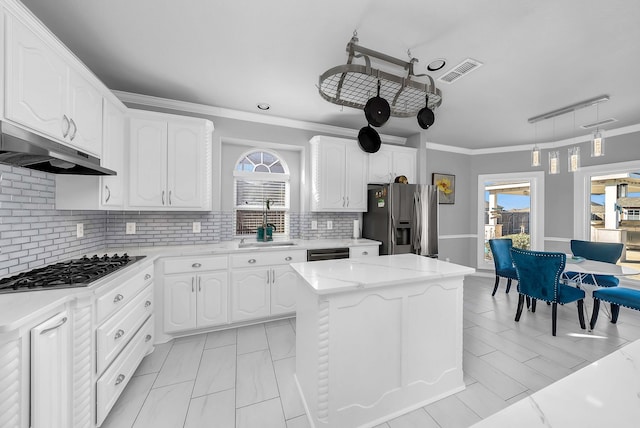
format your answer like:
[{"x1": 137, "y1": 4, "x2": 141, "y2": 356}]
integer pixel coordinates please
[
  {"x1": 368, "y1": 147, "x2": 394, "y2": 184},
  {"x1": 391, "y1": 148, "x2": 417, "y2": 185},
  {"x1": 129, "y1": 118, "x2": 168, "y2": 207},
  {"x1": 67, "y1": 69, "x2": 103, "y2": 156},
  {"x1": 344, "y1": 142, "x2": 367, "y2": 210},
  {"x1": 101, "y1": 99, "x2": 126, "y2": 208},
  {"x1": 167, "y1": 121, "x2": 205, "y2": 208},
  {"x1": 5, "y1": 15, "x2": 68, "y2": 140}
]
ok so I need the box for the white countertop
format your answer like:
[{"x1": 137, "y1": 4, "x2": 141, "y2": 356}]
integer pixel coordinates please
[
  {"x1": 471, "y1": 337, "x2": 640, "y2": 427},
  {"x1": 0, "y1": 239, "x2": 379, "y2": 333},
  {"x1": 291, "y1": 253, "x2": 475, "y2": 295}
]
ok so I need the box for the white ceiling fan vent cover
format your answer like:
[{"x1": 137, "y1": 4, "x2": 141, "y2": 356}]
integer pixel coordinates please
[
  {"x1": 437, "y1": 59, "x2": 483, "y2": 84},
  {"x1": 580, "y1": 118, "x2": 617, "y2": 129}
]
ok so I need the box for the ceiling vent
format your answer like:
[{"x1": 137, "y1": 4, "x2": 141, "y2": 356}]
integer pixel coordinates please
[
  {"x1": 580, "y1": 118, "x2": 617, "y2": 129},
  {"x1": 437, "y1": 59, "x2": 483, "y2": 84}
]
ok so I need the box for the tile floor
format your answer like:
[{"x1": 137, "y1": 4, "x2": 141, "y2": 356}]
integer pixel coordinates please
[{"x1": 102, "y1": 275, "x2": 640, "y2": 428}]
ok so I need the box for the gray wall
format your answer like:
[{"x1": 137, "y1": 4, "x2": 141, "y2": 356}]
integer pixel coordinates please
[{"x1": 427, "y1": 129, "x2": 640, "y2": 269}]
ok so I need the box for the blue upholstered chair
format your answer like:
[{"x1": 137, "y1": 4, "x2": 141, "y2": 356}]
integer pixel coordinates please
[
  {"x1": 511, "y1": 248, "x2": 586, "y2": 336},
  {"x1": 488, "y1": 239, "x2": 518, "y2": 296},
  {"x1": 565, "y1": 240, "x2": 624, "y2": 288},
  {"x1": 590, "y1": 287, "x2": 640, "y2": 329}
]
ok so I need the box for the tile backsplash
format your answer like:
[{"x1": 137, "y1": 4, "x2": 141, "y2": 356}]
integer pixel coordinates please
[
  {"x1": 0, "y1": 165, "x2": 360, "y2": 276},
  {"x1": 0, "y1": 165, "x2": 106, "y2": 276}
]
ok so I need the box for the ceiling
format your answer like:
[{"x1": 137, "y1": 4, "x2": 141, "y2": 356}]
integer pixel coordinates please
[{"x1": 19, "y1": 0, "x2": 640, "y2": 150}]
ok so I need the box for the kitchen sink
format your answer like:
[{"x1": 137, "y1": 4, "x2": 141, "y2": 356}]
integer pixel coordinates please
[{"x1": 238, "y1": 240, "x2": 297, "y2": 249}]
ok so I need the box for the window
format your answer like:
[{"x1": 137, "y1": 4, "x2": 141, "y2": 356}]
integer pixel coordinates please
[{"x1": 234, "y1": 150, "x2": 290, "y2": 236}]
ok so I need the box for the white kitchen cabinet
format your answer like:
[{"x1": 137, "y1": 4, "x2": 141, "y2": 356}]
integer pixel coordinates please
[
  {"x1": 55, "y1": 97, "x2": 128, "y2": 210},
  {"x1": 129, "y1": 110, "x2": 213, "y2": 210},
  {"x1": 349, "y1": 245, "x2": 380, "y2": 258},
  {"x1": 368, "y1": 144, "x2": 417, "y2": 184},
  {"x1": 31, "y1": 311, "x2": 71, "y2": 428},
  {"x1": 230, "y1": 250, "x2": 306, "y2": 322},
  {"x1": 162, "y1": 256, "x2": 229, "y2": 333},
  {"x1": 310, "y1": 135, "x2": 367, "y2": 212},
  {"x1": 4, "y1": 13, "x2": 102, "y2": 156},
  {"x1": 270, "y1": 265, "x2": 299, "y2": 315},
  {"x1": 230, "y1": 268, "x2": 271, "y2": 322}
]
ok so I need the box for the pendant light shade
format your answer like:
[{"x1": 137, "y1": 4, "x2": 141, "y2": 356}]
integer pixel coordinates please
[
  {"x1": 549, "y1": 151, "x2": 560, "y2": 175},
  {"x1": 531, "y1": 145, "x2": 541, "y2": 167},
  {"x1": 568, "y1": 147, "x2": 580, "y2": 172},
  {"x1": 592, "y1": 129, "x2": 605, "y2": 157}
]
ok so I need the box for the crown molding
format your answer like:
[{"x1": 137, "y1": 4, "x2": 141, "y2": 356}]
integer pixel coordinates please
[
  {"x1": 426, "y1": 123, "x2": 640, "y2": 155},
  {"x1": 113, "y1": 90, "x2": 408, "y2": 146}
]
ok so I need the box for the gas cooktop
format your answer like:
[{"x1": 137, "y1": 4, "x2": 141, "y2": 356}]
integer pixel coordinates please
[{"x1": 0, "y1": 253, "x2": 145, "y2": 294}]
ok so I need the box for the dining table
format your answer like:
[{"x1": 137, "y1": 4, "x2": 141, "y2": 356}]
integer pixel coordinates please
[{"x1": 563, "y1": 255, "x2": 640, "y2": 330}]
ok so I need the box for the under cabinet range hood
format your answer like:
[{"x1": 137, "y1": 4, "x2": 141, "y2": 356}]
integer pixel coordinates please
[{"x1": 0, "y1": 121, "x2": 116, "y2": 175}]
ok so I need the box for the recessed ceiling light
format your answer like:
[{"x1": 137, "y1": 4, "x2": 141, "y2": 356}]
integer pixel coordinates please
[
  {"x1": 257, "y1": 103, "x2": 271, "y2": 110},
  {"x1": 427, "y1": 59, "x2": 446, "y2": 72}
]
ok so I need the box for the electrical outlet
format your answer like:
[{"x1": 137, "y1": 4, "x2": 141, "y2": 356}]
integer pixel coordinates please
[
  {"x1": 327, "y1": 220, "x2": 333, "y2": 230},
  {"x1": 193, "y1": 221, "x2": 201, "y2": 233},
  {"x1": 125, "y1": 222, "x2": 136, "y2": 235},
  {"x1": 311, "y1": 220, "x2": 318, "y2": 230},
  {"x1": 76, "y1": 223, "x2": 84, "y2": 238}
]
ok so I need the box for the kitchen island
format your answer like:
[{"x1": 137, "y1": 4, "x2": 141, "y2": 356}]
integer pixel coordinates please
[{"x1": 290, "y1": 254, "x2": 475, "y2": 428}]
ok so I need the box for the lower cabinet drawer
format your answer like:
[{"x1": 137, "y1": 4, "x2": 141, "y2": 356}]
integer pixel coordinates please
[
  {"x1": 96, "y1": 285, "x2": 153, "y2": 375},
  {"x1": 96, "y1": 315, "x2": 154, "y2": 427},
  {"x1": 96, "y1": 264, "x2": 153, "y2": 324},
  {"x1": 349, "y1": 245, "x2": 380, "y2": 258}
]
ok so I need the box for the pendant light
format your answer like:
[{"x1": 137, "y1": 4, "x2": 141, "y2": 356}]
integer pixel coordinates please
[
  {"x1": 568, "y1": 112, "x2": 580, "y2": 173},
  {"x1": 591, "y1": 104, "x2": 605, "y2": 157},
  {"x1": 549, "y1": 151, "x2": 560, "y2": 175},
  {"x1": 548, "y1": 118, "x2": 560, "y2": 174},
  {"x1": 531, "y1": 122, "x2": 541, "y2": 167}
]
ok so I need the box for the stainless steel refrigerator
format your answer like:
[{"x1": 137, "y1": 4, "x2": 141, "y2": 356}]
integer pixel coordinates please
[{"x1": 362, "y1": 183, "x2": 439, "y2": 257}]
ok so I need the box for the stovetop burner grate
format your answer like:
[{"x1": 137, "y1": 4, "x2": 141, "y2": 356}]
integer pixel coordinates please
[{"x1": 0, "y1": 253, "x2": 145, "y2": 294}]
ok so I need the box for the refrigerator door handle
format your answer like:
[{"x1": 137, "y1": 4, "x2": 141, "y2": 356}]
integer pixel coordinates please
[{"x1": 412, "y1": 189, "x2": 422, "y2": 254}]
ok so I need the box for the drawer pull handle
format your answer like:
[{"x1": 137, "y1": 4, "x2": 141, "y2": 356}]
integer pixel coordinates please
[
  {"x1": 113, "y1": 294, "x2": 124, "y2": 303},
  {"x1": 144, "y1": 273, "x2": 151, "y2": 280},
  {"x1": 145, "y1": 334, "x2": 152, "y2": 342},
  {"x1": 145, "y1": 300, "x2": 152, "y2": 308},
  {"x1": 115, "y1": 374, "x2": 126, "y2": 385},
  {"x1": 285, "y1": 256, "x2": 292, "y2": 261},
  {"x1": 114, "y1": 329, "x2": 125, "y2": 340},
  {"x1": 192, "y1": 263, "x2": 202, "y2": 268},
  {"x1": 362, "y1": 251, "x2": 368, "y2": 255},
  {"x1": 248, "y1": 259, "x2": 256, "y2": 264}
]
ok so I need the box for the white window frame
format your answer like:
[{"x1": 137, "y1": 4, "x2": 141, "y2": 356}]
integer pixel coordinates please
[
  {"x1": 477, "y1": 171, "x2": 545, "y2": 270},
  {"x1": 573, "y1": 159, "x2": 640, "y2": 240},
  {"x1": 233, "y1": 149, "x2": 291, "y2": 237}
]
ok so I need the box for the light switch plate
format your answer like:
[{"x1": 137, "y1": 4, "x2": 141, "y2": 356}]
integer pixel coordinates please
[
  {"x1": 125, "y1": 222, "x2": 136, "y2": 235},
  {"x1": 193, "y1": 222, "x2": 201, "y2": 233},
  {"x1": 311, "y1": 220, "x2": 317, "y2": 230},
  {"x1": 327, "y1": 220, "x2": 333, "y2": 230},
  {"x1": 76, "y1": 223, "x2": 84, "y2": 238}
]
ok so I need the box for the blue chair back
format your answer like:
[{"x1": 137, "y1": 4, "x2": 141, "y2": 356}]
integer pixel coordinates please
[
  {"x1": 511, "y1": 248, "x2": 566, "y2": 302},
  {"x1": 570, "y1": 240, "x2": 623, "y2": 264},
  {"x1": 489, "y1": 239, "x2": 514, "y2": 273}
]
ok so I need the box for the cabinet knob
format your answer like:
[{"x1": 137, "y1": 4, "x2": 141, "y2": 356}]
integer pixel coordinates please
[
  {"x1": 113, "y1": 294, "x2": 124, "y2": 303},
  {"x1": 145, "y1": 334, "x2": 152, "y2": 342},
  {"x1": 114, "y1": 329, "x2": 125, "y2": 340},
  {"x1": 285, "y1": 256, "x2": 292, "y2": 261},
  {"x1": 144, "y1": 273, "x2": 151, "y2": 280},
  {"x1": 362, "y1": 251, "x2": 368, "y2": 256},
  {"x1": 248, "y1": 259, "x2": 256, "y2": 264},
  {"x1": 145, "y1": 300, "x2": 152, "y2": 308},
  {"x1": 115, "y1": 374, "x2": 126, "y2": 385},
  {"x1": 192, "y1": 263, "x2": 202, "y2": 268}
]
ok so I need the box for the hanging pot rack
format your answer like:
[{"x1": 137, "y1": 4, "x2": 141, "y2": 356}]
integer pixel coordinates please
[{"x1": 318, "y1": 35, "x2": 442, "y2": 118}]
